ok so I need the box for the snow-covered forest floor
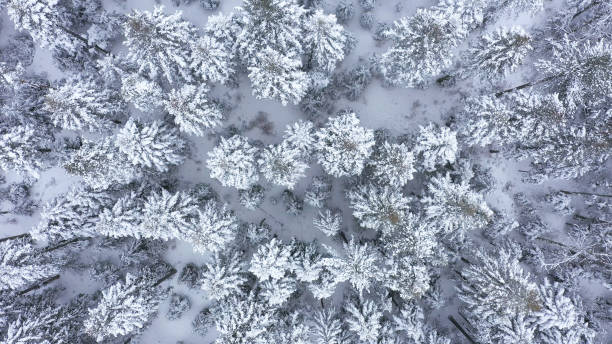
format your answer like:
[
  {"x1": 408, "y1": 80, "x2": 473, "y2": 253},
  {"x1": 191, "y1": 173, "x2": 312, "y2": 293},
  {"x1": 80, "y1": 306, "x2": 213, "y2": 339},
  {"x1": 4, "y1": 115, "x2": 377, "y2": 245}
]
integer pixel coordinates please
[{"x1": 0, "y1": 0, "x2": 610, "y2": 343}]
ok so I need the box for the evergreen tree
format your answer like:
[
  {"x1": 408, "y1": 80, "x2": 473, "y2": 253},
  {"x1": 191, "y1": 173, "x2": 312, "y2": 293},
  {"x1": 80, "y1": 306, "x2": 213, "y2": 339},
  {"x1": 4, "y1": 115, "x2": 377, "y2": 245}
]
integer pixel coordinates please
[
  {"x1": 247, "y1": 47, "x2": 309, "y2": 105},
  {"x1": 200, "y1": 251, "x2": 246, "y2": 301},
  {"x1": 460, "y1": 95, "x2": 517, "y2": 147},
  {"x1": 527, "y1": 123, "x2": 610, "y2": 181},
  {"x1": 0, "y1": 237, "x2": 60, "y2": 292},
  {"x1": 531, "y1": 280, "x2": 596, "y2": 344},
  {"x1": 84, "y1": 273, "x2": 164, "y2": 342},
  {"x1": 137, "y1": 189, "x2": 198, "y2": 241},
  {"x1": 345, "y1": 297, "x2": 383, "y2": 343},
  {"x1": 304, "y1": 176, "x2": 332, "y2": 208},
  {"x1": 249, "y1": 238, "x2": 293, "y2": 281},
  {"x1": 123, "y1": 6, "x2": 196, "y2": 83},
  {"x1": 303, "y1": 9, "x2": 346, "y2": 72},
  {"x1": 32, "y1": 187, "x2": 113, "y2": 241},
  {"x1": 322, "y1": 238, "x2": 382, "y2": 296},
  {"x1": 236, "y1": 0, "x2": 307, "y2": 61},
  {"x1": 261, "y1": 276, "x2": 297, "y2": 305},
  {"x1": 43, "y1": 77, "x2": 124, "y2": 132},
  {"x1": 121, "y1": 73, "x2": 164, "y2": 112},
  {"x1": 185, "y1": 201, "x2": 238, "y2": 254},
  {"x1": 212, "y1": 293, "x2": 275, "y2": 344},
  {"x1": 369, "y1": 142, "x2": 416, "y2": 187},
  {"x1": 315, "y1": 112, "x2": 375, "y2": 177},
  {"x1": 381, "y1": 8, "x2": 466, "y2": 87},
  {"x1": 4, "y1": 0, "x2": 69, "y2": 48},
  {"x1": 190, "y1": 35, "x2": 235, "y2": 84},
  {"x1": 347, "y1": 184, "x2": 411, "y2": 232},
  {"x1": 63, "y1": 137, "x2": 140, "y2": 190},
  {"x1": 96, "y1": 191, "x2": 143, "y2": 238},
  {"x1": 283, "y1": 119, "x2": 316, "y2": 156},
  {"x1": 115, "y1": 118, "x2": 185, "y2": 173},
  {"x1": 466, "y1": 26, "x2": 533, "y2": 80},
  {"x1": 458, "y1": 244, "x2": 539, "y2": 343},
  {"x1": 164, "y1": 84, "x2": 222, "y2": 136},
  {"x1": 436, "y1": 0, "x2": 487, "y2": 30},
  {"x1": 421, "y1": 173, "x2": 493, "y2": 238},
  {"x1": 207, "y1": 135, "x2": 259, "y2": 190},
  {"x1": 311, "y1": 308, "x2": 351, "y2": 344},
  {"x1": 534, "y1": 37, "x2": 611, "y2": 110},
  {"x1": 313, "y1": 209, "x2": 342, "y2": 237},
  {"x1": 0, "y1": 125, "x2": 47, "y2": 178},
  {"x1": 258, "y1": 142, "x2": 308, "y2": 189},
  {"x1": 414, "y1": 123, "x2": 458, "y2": 172}
]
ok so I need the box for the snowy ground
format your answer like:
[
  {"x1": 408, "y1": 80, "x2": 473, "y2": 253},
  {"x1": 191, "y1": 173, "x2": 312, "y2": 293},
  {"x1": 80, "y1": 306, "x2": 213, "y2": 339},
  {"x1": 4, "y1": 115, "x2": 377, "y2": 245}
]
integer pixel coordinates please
[{"x1": 1, "y1": 0, "x2": 610, "y2": 343}]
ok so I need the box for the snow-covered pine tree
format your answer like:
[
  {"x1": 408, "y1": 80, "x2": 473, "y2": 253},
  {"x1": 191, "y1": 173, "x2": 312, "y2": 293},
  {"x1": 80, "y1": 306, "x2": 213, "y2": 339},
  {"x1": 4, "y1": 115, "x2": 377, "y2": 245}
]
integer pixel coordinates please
[
  {"x1": 212, "y1": 293, "x2": 276, "y2": 344},
  {"x1": 0, "y1": 237, "x2": 61, "y2": 292},
  {"x1": 0, "y1": 125, "x2": 47, "y2": 178},
  {"x1": 414, "y1": 123, "x2": 458, "y2": 172},
  {"x1": 283, "y1": 119, "x2": 316, "y2": 156},
  {"x1": 258, "y1": 142, "x2": 308, "y2": 189},
  {"x1": 63, "y1": 137, "x2": 140, "y2": 190},
  {"x1": 435, "y1": 0, "x2": 487, "y2": 31},
  {"x1": 304, "y1": 176, "x2": 332, "y2": 208},
  {"x1": 164, "y1": 84, "x2": 222, "y2": 136},
  {"x1": 236, "y1": 0, "x2": 307, "y2": 62},
  {"x1": 527, "y1": 123, "x2": 611, "y2": 181},
  {"x1": 184, "y1": 200, "x2": 238, "y2": 254},
  {"x1": 457, "y1": 244, "x2": 540, "y2": 343},
  {"x1": 347, "y1": 184, "x2": 411, "y2": 232},
  {"x1": 381, "y1": 8, "x2": 466, "y2": 87},
  {"x1": 460, "y1": 95, "x2": 517, "y2": 147},
  {"x1": 322, "y1": 238, "x2": 382, "y2": 296},
  {"x1": 261, "y1": 276, "x2": 297, "y2": 305},
  {"x1": 190, "y1": 35, "x2": 235, "y2": 84},
  {"x1": 303, "y1": 9, "x2": 346, "y2": 72},
  {"x1": 249, "y1": 238, "x2": 293, "y2": 281},
  {"x1": 32, "y1": 186, "x2": 113, "y2": 241},
  {"x1": 384, "y1": 255, "x2": 432, "y2": 302},
  {"x1": 247, "y1": 47, "x2": 309, "y2": 105},
  {"x1": 381, "y1": 213, "x2": 442, "y2": 265},
  {"x1": 345, "y1": 297, "x2": 383, "y2": 343},
  {"x1": 369, "y1": 141, "x2": 416, "y2": 187},
  {"x1": 421, "y1": 173, "x2": 493, "y2": 238},
  {"x1": 466, "y1": 26, "x2": 532, "y2": 80},
  {"x1": 138, "y1": 189, "x2": 198, "y2": 241},
  {"x1": 485, "y1": 0, "x2": 544, "y2": 22},
  {"x1": 84, "y1": 273, "x2": 164, "y2": 342},
  {"x1": 4, "y1": 0, "x2": 69, "y2": 48},
  {"x1": 96, "y1": 191, "x2": 143, "y2": 238},
  {"x1": 115, "y1": 118, "x2": 185, "y2": 173},
  {"x1": 239, "y1": 184, "x2": 265, "y2": 210},
  {"x1": 534, "y1": 37, "x2": 611, "y2": 110},
  {"x1": 315, "y1": 112, "x2": 375, "y2": 177},
  {"x1": 123, "y1": 6, "x2": 196, "y2": 83},
  {"x1": 207, "y1": 135, "x2": 259, "y2": 190},
  {"x1": 313, "y1": 209, "x2": 342, "y2": 237},
  {"x1": 200, "y1": 251, "x2": 246, "y2": 301},
  {"x1": 43, "y1": 77, "x2": 124, "y2": 132},
  {"x1": 291, "y1": 241, "x2": 323, "y2": 283},
  {"x1": 121, "y1": 73, "x2": 164, "y2": 112},
  {"x1": 310, "y1": 307, "x2": 351, "y2": 344}
]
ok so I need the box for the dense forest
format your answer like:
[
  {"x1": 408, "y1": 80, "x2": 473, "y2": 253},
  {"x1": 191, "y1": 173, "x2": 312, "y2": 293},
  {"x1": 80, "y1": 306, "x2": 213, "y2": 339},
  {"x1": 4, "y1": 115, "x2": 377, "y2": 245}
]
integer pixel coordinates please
[{"x1": 0, "y1": 0, "x2": 610, "y2": 343}]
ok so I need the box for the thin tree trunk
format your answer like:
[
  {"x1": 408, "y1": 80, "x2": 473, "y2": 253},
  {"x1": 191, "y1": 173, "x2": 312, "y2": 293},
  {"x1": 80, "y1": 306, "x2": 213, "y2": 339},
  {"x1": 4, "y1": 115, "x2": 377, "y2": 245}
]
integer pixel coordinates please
[
  {"x1": 41, "y1": 237, "x2": 85, "y2": 253},
  {"x1": 153, "y1": 267, "x2": 177, "y2": 287},
  {"x1": 57, "y1": 25, "x2": 111, "y2": 56},
  {"x1": 449, "y1": 315, "x2": 479, "y2": 344},
  {"x1": 559, "y1": 189, "x2": 612, "y2": 198},
  {"x1": 0, "y1": 233, "x2": 30, "y2": 243},
  {"x1": 18, "y1": 274, "x2": 60, "y2": 295},
  {"x1": 338, "y1": 231, "x2": 349, "y2": 244}
]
